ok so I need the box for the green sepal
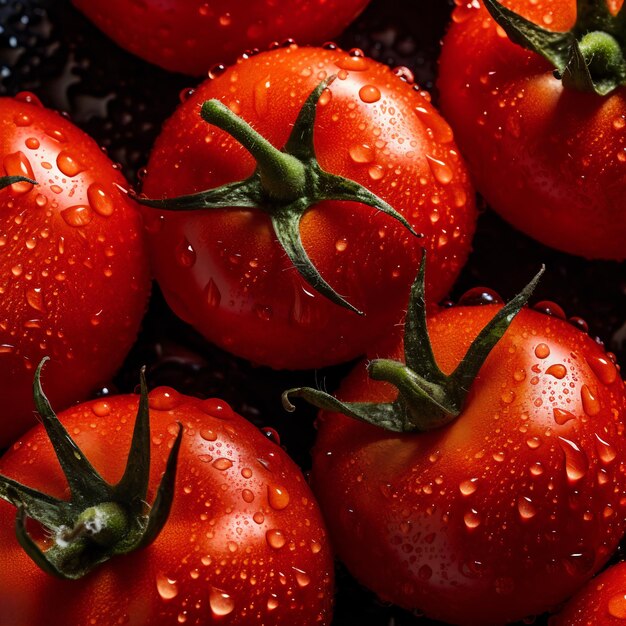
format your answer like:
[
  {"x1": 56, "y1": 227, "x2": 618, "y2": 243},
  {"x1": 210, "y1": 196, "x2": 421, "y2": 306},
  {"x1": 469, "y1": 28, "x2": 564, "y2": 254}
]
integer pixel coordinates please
[
  {"x1": 137, "y1": 77, "x2": 420, "y2": 314},
  {"x1": 283, "y1": 254, "x2": 544, "y2": 433},
  {"x1": 0, "y1": 176, "x2": 37, "y2": 189},
  {"x1": 482, "y1": 0, "x2": 626, "y2": 96},
  {"x1": 0, "y1": 359, "x2": 183, "y2": 579}
]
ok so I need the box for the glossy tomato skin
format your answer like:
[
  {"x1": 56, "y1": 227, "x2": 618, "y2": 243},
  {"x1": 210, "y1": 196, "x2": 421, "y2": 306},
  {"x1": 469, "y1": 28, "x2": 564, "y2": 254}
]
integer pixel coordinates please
[
  {"x1": 0, "y1": 388, "x2": 334, "y2": 626},
  {"x1": 312, "y1": 305, "x2": 626, "y2": 625},
  {"x1": 438, "y1": 0, "x2": 626, "y2": 260},
  {"x1": 142, "y1": 45, "x2": 476, "y2": 370},
  {"x1": 71, "y1": 0, "x2": 371, "y2": 75},
  {"x1": 550, "y1": 561, "x2": 626, "y2": 625},
  {"x1": 0, "y1": 95, "x2": 150, "y2": 447}
]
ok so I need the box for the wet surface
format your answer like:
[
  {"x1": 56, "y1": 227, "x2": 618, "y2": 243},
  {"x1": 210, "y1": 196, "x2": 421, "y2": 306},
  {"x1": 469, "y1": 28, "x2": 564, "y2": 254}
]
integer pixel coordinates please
[{"x1": 1, "y1": 0, "x2": 626, "y2": 624}]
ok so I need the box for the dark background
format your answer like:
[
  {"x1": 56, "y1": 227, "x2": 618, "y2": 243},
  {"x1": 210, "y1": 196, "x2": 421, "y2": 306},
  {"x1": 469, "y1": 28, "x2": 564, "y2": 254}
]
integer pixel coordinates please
[{"x1": 1, "y1": 0, "x2": 625, "y2": 624}]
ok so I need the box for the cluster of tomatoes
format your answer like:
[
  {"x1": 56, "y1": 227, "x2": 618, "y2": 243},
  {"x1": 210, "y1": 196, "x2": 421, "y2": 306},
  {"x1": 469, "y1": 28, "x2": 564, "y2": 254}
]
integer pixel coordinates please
[{"x1": 0, "y1": 0, "x2": 625, "y2": 625}]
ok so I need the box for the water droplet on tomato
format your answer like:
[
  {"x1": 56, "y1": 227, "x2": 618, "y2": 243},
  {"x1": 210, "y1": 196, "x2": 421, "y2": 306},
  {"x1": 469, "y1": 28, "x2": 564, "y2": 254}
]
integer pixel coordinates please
[
  {"x1": 267, "y1": 485, "x2": 290, "y2": 510},
  {"x1": 553, "y1": 408, "x2": 576, "y2": 425},
  {"x1": 200, "y1": 428, "x2": 217, "y2": 442},
  {"x1": 25, "y1": 288, "x2": 45, "y2": 312},
  {"x1": 56, "y1": 151, "x2": 83, "y2": 177},
  {"x1": 426, "y1": 155, "x2": 453, "y2": 185},
  {"x1": 14, "y1": 113, "x2": 32, "y2": 127},
  {"x1": 61, "y1": 205, "x2": 93, "y2": 227},
  {"x1": 586, "y1": 354, "x2": 618, "y2": 385},
  {"x1": 546, "y1": 364, "x2": 567, "y2": 379},
  {"x1": 25, "y1": 137, "x2": 39, "y2": 149},
  {"x1": 175, "y1": 238, "x2": 196, "y2": 268},
  {"x1": 349, "y1": 143, "x2": 375, "y2": 164},
  {"x1": 218, "y1": 13, "x2": 232, "y2": 26},
  {"x1": 156, "y1": 574, "x2": 179, "y2": 600},
  {"x1": 91, "y1": 401, "x2": 111, "y2": 417},
  {"x1": 201, "y1": 398, "x2": 233, "y2": 419},
  {"x1": 266, "y1": 529, "x2": 286, "y2": 549},
  {"x1": 534, "y1": 343, "x2": 550, "y2": 359},
  {"x1": 204, "y1": 278, "x2": 221, "y2": 308},
  {"x1": 3, "y1": 151, "x2": 35, "y2": 194},
  {"x1": 464, "y1": 509, "x2": 481, "y2": 529},
  {"x1": 335, "y1": 238, "x2": 348, "y2": 252},
  {"x1": 267, "y1": 595, "x2": 279, "y2": 611},
  {"x1": 559, "y1": 437, "x2": 589, "y2": 483},
  {"x1": 253, "y1": 78, "x2": 270, "y2": 116},
  {"x1": 359, "y1": 85, "x2": 381, "y2": 103},
  {"x1": 88, "y1": 183, "x2": 114, "y2": 217},
  {"x1": 608, "y1": 593, "x2": 626, "y2": 618},
  {"x1": 213, "y1": 458, "x2": 233, "y2": 471},
  {"x1": 581, "y1": 384, "x2": 601, "y2": 416},
  {"x1": 148, "y1": 388, "x2": 181, "y2": 411},
  {"x1": 517, "y1": 496, "x2": 537, "y2": 520},
  {"x1": 293, "y1": 567, "x2": 311, "y2": 587},
  {"x1": 459, "y1": 479, "x2": 478, "y2": 496},
  {"x1": 335, "y1": 56, "x2": 368, "y2": 71},
  {"x1": 319, "y1": 88, "x2": 332, "y2": 106},
  {"x1": 253, "y1": 511, "x2": 265, "y2": 524},
  {"x1": 242, "y1": 489, "x2": 254, "y2": 503},
  {"x1": 458, "y1": 287, "x2": 503, "y2": 306},
  {"x1": 209, "y1": 587, "x2": 235, "y2": 616},
  {"x1": 595, "y1": 433, "x2": 617, "y2": 464}
]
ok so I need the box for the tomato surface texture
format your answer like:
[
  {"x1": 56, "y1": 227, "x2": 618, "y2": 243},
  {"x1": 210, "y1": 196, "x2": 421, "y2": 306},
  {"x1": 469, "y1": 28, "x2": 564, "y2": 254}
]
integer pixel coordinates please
[
  {"x1": 142, "y1": 45, "x2": 476, "y2": 370},
  {"x1": 0, "y1": 387, "x2": 334, "y2": 625},
  {"x1": 0, "y1": 95, "x2": 150, "y2": 447},
  {"x1": 438, "y1": 0, "x2": 626, "y2": 260},
  {"x1": 71, "y1": 0, "x2": 371, "y2": 75},
  {"x1": 311, "y1": 304, "x2": 626, "y2": 625}
]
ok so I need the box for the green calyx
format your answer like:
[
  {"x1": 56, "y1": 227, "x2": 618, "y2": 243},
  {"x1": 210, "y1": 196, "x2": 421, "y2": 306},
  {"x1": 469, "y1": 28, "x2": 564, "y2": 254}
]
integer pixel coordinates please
[
  {"x1": 0, "y1": 358, "x2": 183, "y2": 580},
  {"x1": 0, "y1": 176, "x2": 37, "y2": 189},
  {"x1": 483, "y1": 0, "x2": 626, "y2": 96},
  {"x1": 137, "y1": 77, "x2": 420, "y2": 315},
  {"x1": 283, "y1": 251, "x2": 544, "y2": 433}
]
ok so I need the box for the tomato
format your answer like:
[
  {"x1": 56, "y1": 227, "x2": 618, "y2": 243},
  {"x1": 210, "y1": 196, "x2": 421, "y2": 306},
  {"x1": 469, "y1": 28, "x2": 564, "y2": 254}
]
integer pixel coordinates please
[
  {"x1": 71, "y1": 0, "x2": 371, "y2": 75},
  {"x1": 0, "y1": 94, "x2": 150, "y2": 448},
  {"x1": 438, "y1": 0, "x2": 626, "y2": 260},
  {"x1": 0, "y1": 369, "x2": 334, "y2": 625},
  {"x1": 141, "y1": 45, "x2": 476, "y2": 370},
  {"x1": 285, "y1": 268, "x2": 626, "y2": 625},
  {"x1": 550, "y1": 561, "x2": 626, "y2": 625}
]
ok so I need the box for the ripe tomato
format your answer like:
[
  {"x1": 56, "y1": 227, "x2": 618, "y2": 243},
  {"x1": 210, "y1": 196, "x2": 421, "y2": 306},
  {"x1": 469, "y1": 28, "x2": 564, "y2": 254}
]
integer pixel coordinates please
[
  {"x1": 0, "y1": 94, "x2": 150, "y2": 448},
  {"x1": 288, "y1": 277, "x2": 626, "y2": 625},
  {"x1": 141, "y1": 45, "x2": 476, "y2": 370},
  {"x1": 550, "y1": 561, "x2": 626, "y2": 625},
  {"x1": 0, "y1": 379, "x2": 334, "y2": 625},
  {"x1": 438, "y1": 0, "x2": 626, "y2": 260},
  {"x1": 71, "y1": 0, "x2": 371, "y2": 75}
]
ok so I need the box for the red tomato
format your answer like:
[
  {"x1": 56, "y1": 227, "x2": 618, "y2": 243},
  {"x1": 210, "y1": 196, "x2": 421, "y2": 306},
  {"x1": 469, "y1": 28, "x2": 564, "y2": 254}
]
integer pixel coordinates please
[
  {"x1": 438, "y1": 0, "x2": 626, "y2": 260},
  {"x1": 0, "y1": 94, "x2": 150, "y2": 447},
  {"x1": 71, "y1": 0, "x2": 371, "y2": 75},
  {"x1": 0, "y1": 385, "x2": 334, "y2": 625},
  {"x1": 141, "y1": 45, "x2": 476, "y2": 370},
  {"x1": 307, "y1": 301, "x2": 626, "y2": 625},
  {"x1": 550, "y1": 561, "x2": 626, "y2": 625}
]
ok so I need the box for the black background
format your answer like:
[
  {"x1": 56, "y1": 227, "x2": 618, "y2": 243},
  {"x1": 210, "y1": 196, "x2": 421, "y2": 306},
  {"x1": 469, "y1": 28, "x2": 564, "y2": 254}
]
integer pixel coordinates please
[{"x1": 1, "y1": 0, "x2": 625, "y2": 624}]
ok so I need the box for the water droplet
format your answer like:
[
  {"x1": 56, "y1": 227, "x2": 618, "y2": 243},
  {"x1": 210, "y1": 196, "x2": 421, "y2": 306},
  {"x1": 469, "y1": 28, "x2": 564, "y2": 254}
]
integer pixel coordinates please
[
  {"x1": 56, "y1": 151, "x2": 83, "y2": 177},
  {"x1": 553, "y1": 408, "x2": 576, "y2": 425},
  {"x1": 253, "y1": 512, "x2": 265, "y2": 524},
  {"x1": 209, "y1": 587, "x2": 235, "y2": 616},
  {"x1": 88, "y1": 183, "x2": 114, "y2": 217},
  {"x1": 517, "y1": 496, "x2": 537, "y2": 520},
  {"x1": 213, "y1": 458, "x2": 233, "y2": 471},
  {"x1": 349, "y1": 143, "x2": 375, "y2": 164},
  {"x1": 253, "y1": 78, "x2": 270, "y2": 116},
  {"x1": 335, "y1": 56, "x2": 368, "y2": 71},
  {"x1": 14, "y1": 113, "x2": 32, "y2": 127},
  {"x1": 156, "y1": 574, "x2": 178, "y2": 600},
  {"x1": 204, "y1": 278, "x2": 221, "y2": 308},
  {"x1": 266, "y1": 529, "x2": 287, "y2": 549},
  {"x1": 293, "y1": 567, "x2": 311, "y2": 587},
  {"x1": 586, "y1": 354, "x2": 618, "y2": 385},
  {"x1": 458, "y1": 287, "x2": 503, "y2": 306},
  {"x1": 559, "y1": 437, "x2": 589, "y2": 483},
  {"x1": 581, "y1": 384, "x2": 601, "y2": 416},
  {"x1": 148, "y1": 387, "x2": 181, "y2": 411},
  {"x1": 25, "y1": 288, "x2": 45, "y2": 312},
  {"x1": 318, "y1": 87, "x2": 332, "y2": 106},
  {"x1": 595, "y1": 433, "x2": 617, "y2": 464},
  {"x1": 25, "y1": 137, "x2": 39, "y2": 150},
  {"x1": 546, "y1": 364, "x2": 567, "y2": 379},
  {"x1": 175, "y1": 238, "x2": 196, "y2": 268},
  {"x1": 459, "y1": 479, "x2": 478, "y2": 496},
  {"x1": 3, "y1": 151, "x2": 35, "y2": 193},
  {"x1": 92, "y1": 401, "x2": 111, "y2": 417},
  {"x1": 200, "y1": 428, "x2": 217, "y2": 442},
  {"x1": 359, "y1": 84, "x2": 381, "y2": 103},
  {"x1": 335, "y1": 238, "x2": 348, "y2": 252},
  {"x1": 534, "y1": 343, "x2": 550, "y2": 359},
  {"x1": 61, "y1": 205, "x2": 93, "y2": 227},
  {"x1": 242, "y1": 489, "x2": 254, "y2": 503},
  {"x1": 464, "y1": 509, "x2": 481, "y2": 529},
  {"x1": 218, "y1": 13, "x2": 232, "y2": 26},
  {"x1": 201, "y1": 398, "x2": 233, "y2": 419},
  {"x1": 426, "y1": 155, "x2": 453, "y2": 185},
  {"x1": 267, "y1": 595, "x2": 279, "y2": 611},
  {"x1": 267, "y1": 485, "x2": 290, "y2": 510},
  {"x1": 608, "y1": 593, "x2": 626, "y2": 618}
]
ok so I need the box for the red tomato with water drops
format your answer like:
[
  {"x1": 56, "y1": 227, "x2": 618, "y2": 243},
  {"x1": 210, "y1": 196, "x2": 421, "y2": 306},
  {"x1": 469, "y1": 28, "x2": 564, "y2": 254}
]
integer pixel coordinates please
[
  {"x1": 71, "y1": 0, "x2": 371, "y2": 75},
  {"x1": 0, "y1": 94, "x2": 150, "y2": 447},
  {"x1": 0, "y1": 383, "x2": 334, "y2": 626},
  {"x1": 550, "y1": 561, "x2": 626, "y2": 625},
  {"x1": 438, "y1": 0, "x2": 626, "y2": 260},
  {"x1": 286, "y1": 273, "x2": 626, "y2": 625},
  {"x1": 141, "y1": 45, "x2": 476, "y2": 370}
]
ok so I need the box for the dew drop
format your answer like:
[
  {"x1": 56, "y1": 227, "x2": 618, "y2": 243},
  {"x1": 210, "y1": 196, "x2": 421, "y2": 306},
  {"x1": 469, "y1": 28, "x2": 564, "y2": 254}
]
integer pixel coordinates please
[
  {"x1": 335, "y1": 56, "x2": 368, "y2": 71},
  {"x1": 517, "y1": 496, "x2": 537, "y2": 520},
  {"x1": 213, "y1": 458, "x2": 233, "y2": 471},
  {"x1": 3, "y1": 151, "x2": 35, "y2": 193},
  {"x1": 293, "y1": 568, "x2": 311, "y2": 587},
  {"x1": 25, "y1": 137, "x2": 39, "y2": 149},
  {"x1": 553, "y1": 408, "x2": 576, "y2": 425},
  {"x1": 200, "y1": 428, "x2": 217, "y2": 442},
  {"x1": 595, "y1": 433, "x2": 617, "y2": 464},
  {"x1": 426, "y1": 155, "x2": 453, "y2": 185},
  {"x1": 267, "y1": 485, "x2": 290, "y2": 510},
  {"x1": 464, "y1": 509, "x2": 481, "y2": 529},
  {"x1": 156, "y1": 574, "x2": 179, "y2": 600},
  {"x1": 61, "y1": 205, "x2": 93, "y2": 227},
  {"x1": 175, "y1": 238, "x2": 196, "y2": 268},
  {"x1": 534, "y1": 343, "x2": 550, "y2": 359},
  {"x1": 459, "y1": 479, "x2": 478, "y2": 496},
  {"x1": 581, "y1": 384, "x2": 601, "y2": 417},
  {"x1": 218, "y1": 13, "x2": 232, "y2": 26},
  {"x1": 318, "y1": 87, "x2": 332, "y2": 106},
  {"x1": 242, "y1": 489, "x2": 254, "y2": 503},
  {"x1": 14, "y1": 113, "x2": 31, "y2": 127},
  {"x1": 56, "y1": 151, "x2": 83, "y2": 177},
  {"x1": 204, "y1": 278, "x2": 222, "y2": 308},
  {"x1": 148, "y1": 387, "x2": 181, "y2": 411},
  {"x1": 209, "y1": 587, "x2": 235, "y2": 616},
  {"x1": 586, "y1": 354, "x2": 618, "y2": 385},
  {"x1": 546, "y1": 364, "x2": 567, "y2": 379},
  {"x1": 608, "y1": 593, "x2": 626, "y2": 618},
  {"x1": 335, "y1": 238, "x2": 348, "y2": 252},
  {"x1": 87, "y1": 183, "x2": 114, "y2": 217},
  {"x1": 25, "y1": 288, "x2": 45, "y2": 312},
  {"x1": 368, "y1": 164, "x2": 384, "y2": 180},
  {"x1": 359, "y1": 84, "x2": 381, "y2": 103},
  {"x1": 266, "y1": 529, "x2": 287, "y2": 549},
  {"x1": 349, "y1": 143, "x2": 375, "y2": 164},
  {"x1": 559, "y1": 437, "x2": 589, "y2": 483},
  {"x1": 267, "y1": 595, "x2": 279, "y2": 611}
]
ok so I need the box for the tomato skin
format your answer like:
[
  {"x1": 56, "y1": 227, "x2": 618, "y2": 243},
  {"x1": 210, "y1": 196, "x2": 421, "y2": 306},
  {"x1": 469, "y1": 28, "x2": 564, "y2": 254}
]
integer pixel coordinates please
[
  {"x1": 550, "y1": 561, "x2": 626, "y2": 625},
  {"x1": 438, "y1": 0, "x2": 626, "y2": 260},
  {"x1": 0, "y1": 95, "x2": 150, "y2": 448},
  {"x1": 142, "y1": 45, "x2": 476, "y2": 370},
  {"x1": 0, "y1": 388, "x2": 334, "y2": 625},
  {"x1": 311, "y1": 305, "x2": 626, "y2": 625},
  {"x1": 71, "y1": 0, "x2": 371, "y2": 75}
]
